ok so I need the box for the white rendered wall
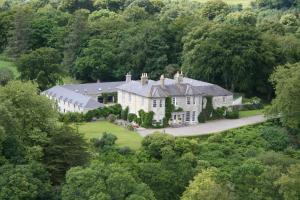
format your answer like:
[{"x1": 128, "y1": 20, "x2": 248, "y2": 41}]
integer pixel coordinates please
[{"x1": 212, "y1": 95, "x2": 233, "y2": 109}]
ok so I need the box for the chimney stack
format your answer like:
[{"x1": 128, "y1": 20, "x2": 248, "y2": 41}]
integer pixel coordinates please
[
  {"x1": 160, "y1": 74, "x2": 165, "y2": 87},
  {"x1": 174, "y1": 71, "x2": 183, "y2": 84},
  {"x1": 125, "y1": 72, "x2": 131, "y2": 83},
  {"x1": 141, "y1": 73, "x2": 148, "y2": 85}
]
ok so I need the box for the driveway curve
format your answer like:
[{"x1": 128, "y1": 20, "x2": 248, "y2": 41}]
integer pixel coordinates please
[{"x1": 137, "y1": 115, "x2": 266, "y2": 137}]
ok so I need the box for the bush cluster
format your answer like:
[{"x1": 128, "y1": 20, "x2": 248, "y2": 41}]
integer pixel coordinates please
[
  {"x1": 198, "y1": 97, "x2": 234, "y2": 123},
  {"x1": 59, "y1": 104, "x2": 122, "y2": 123},
  {"x1": 225, "y1": 109, "x2": 240, "y2": 119},
  {"x1": 198, "y1": 97, "x2": 240, "y2": 123}
]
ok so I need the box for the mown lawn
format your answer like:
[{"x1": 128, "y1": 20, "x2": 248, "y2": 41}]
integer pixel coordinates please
[
  {"x1": 76, "y1": 121, "x2": 142, "y2": 150},
  {"x1": 239, "y1": 109, "x2": 264, "y2": 118}
]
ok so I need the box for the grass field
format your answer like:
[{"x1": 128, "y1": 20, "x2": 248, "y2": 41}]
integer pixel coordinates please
[
  {"x1": 76, "y1": 121, "x2": 142, "y2": 150},
  {"x1": 239, "y1": 109, "x2": 264, "y2": 118},
  {"x1": 0, "y1": 55, "x2": 19, "y2": 77}
]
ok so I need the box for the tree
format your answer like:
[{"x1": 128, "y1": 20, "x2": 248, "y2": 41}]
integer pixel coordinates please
[
  {"x1": 0, "y1": 162, "x2": 53, "y2": 200},
  {"x1": 268, "y1": 62, "x2": 300, "y2": 128},
  {"x1": 181, "y1": 168, "x2": 232, "y2": 200},
  {"x1": 182, "y1": 22, "x2": 277, "y2": 97},
  {"x1": 91, "y1": 132, "x2": 118, "y2": 152},
  {"x1": 0, "y1": 10, "x2": 13, "y2": 52},
  {"x1": 63, "y1": 9, "x2": 89, "y2": 74},
  {"x1": 94, "y1": 0, "x2": 126, "y2": 11},
  {"x1": 30, "y1": 5, "x2": 70, "y2": 51},
  {"x1": 59, "y1": 0, "x2": 93, "y2": 12},
  {"x1": 200, "y1": 0, "x2": 229, "y2": 20},
  {"x1": 75, "y1": 38, "x2": 117, "y2": 82},
  {"x1": 62, "y1": 161, "x2": 155, "y2": 200},
  {"x1": 118, "y1": 20, "x2": 169, "y2": 79},
  {"x1": 43, "y1": 125, "x2": 89, "y2": 184},
  {"x1": 231, "y1": 159, "x2": 266, "y2": 199},
  {"x1": 0, "y1": 81, "x2": 57, "y2": 163},
  {"x1": 7, "y1": 6, "x2": 33, "y2": 58},
  {"x1": 17, "y1": 47, "x2": 63, "y2": 90},
  {"x1": 261, "y1": 126, "x2": 289, "y2": 151},
  {"x1": 0, "y1": 67, "x2": 14, "y2": 85},
  {"x1": 276, "y1": 164, "x2": 300, "y2": 200},
  {"x1": 141, "y1": 133, "x2": 175, "y2": 159},
  {"x1": 254, "y1": 0, "x2": 298, "y2": 9},
  {"x1": 225, "y1": 11, "x2": 257, "y2": 26}
]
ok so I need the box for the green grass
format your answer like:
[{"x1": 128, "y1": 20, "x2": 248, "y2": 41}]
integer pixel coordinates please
[
  {"x1": 62, "y1": 76, "x2": 82, "y2": 84},
  {"x1": 76, "y1": 121, "x2": 142, "y2": 150},
  {"x1": 0, "y1": 55, "x2": 19, "y2": 77},
  {"x1": 239, "y1": 109, "x2": 264, "y2": 118}
]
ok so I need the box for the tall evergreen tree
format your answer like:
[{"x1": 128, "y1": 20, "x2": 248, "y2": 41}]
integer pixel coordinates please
[
  {"x1": 63, "y1": 9, "x2": 89, "y2": 75},
  {"x1": 7, "y1": 6, "x2": 32, "y2": 58}
]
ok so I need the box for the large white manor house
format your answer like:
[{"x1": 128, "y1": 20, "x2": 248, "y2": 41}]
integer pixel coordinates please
[{"x1": 42, "y1": 72, "x2": 233, "y2": 125}]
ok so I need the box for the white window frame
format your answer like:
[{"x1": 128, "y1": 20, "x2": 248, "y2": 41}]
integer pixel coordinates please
[
  {"x1": 153, "y1": 99, "x2": 157, "y2": 108},
  {"x1": 172, "y1": 97, "x2": 176, "y2": 105},
  {"x1": 192, "y1": 111, "x2": 196, "y2": 121},
  {"x1": 186, "y1": 111, "x2": 190, "y2": 122},
  {"x1": 186, "y1": 96, "x2": 191, "y2": 105},
  {"x1": 159, "y1": 99, "x2": 163, "y2": 107},
  {"x1": 223, "y1": 96, "x2": 226, "y2": 102},
  {"x1": 193, "y1": 96, "x2": 196, "y2": 105}
]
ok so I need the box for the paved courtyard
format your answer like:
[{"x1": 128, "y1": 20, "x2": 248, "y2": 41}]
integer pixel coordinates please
[{"x1": 137, "y1": 115, "x2": 266, "y2": 137}]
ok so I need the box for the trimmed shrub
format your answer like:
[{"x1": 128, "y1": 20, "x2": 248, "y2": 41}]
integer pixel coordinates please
[
  {"x1": 107, "y1": 114, "x2": 117, "y2": 122},
  {"x1": 118, "y1": 146, "x2": 133, "y2": 155},
  {"x1": 91, "y1": 132, "x2": 117, "y2": 152},
  {"x1": 59, "y1": 112, "x2": 85, "y2": 123},
  {"x1": 225, "y1": 110, "x2": 239, "y2": 119},
  {"x1": 128, "y1": 113, "x2": 137, "y2": 122},
  {"x1": 121, "y1": 106, "x2": 129, "y2": 120},
  {"x1": 141, "y1": 111, "x2": 154, "y2": 128},
  {"x1": 198, "y1": 112, "x2": 206, "y2": 123},
  {"x1": 212, "y1": 107, "x2": 226, "y2": 120}
]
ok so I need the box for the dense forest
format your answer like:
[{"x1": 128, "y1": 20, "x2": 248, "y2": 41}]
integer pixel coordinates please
[
  {"x1": 0, "y1": 0, "x2": 300, "y2": 199},
  {"x1": 0, "y1": 0, "x2": 299, "y2": 97}
]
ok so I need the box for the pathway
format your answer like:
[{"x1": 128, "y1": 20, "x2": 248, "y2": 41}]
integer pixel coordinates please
[{"x1": 137, "y1": 115, "x2": 266, "y2": 137}]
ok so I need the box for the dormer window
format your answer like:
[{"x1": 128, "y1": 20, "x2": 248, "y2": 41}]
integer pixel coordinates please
[
  {"x1": 172, "y1": 97, "x2": 176, "y2": 105},
  {"x1": 186, "y1": 96, "x2": 191, "y2": 105},
  {"x1": 153, "y1": 99, "x2": 157, "y2": 108}
]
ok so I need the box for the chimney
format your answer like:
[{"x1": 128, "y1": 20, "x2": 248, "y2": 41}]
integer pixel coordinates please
[
  {"x1": 174, "y1": 71, "x2": 183, "y2": 84},
  {"x1": 97, "y1": 79, "x2": 100, "y2": 83},
  {"x1": 125, "y1": 72, "x2": 131, "y2": 83},
  {"x1": 160, "y1": 74, "x2": 165, "y2": 87},
  {"x1": 141, "y1": 73, "x2": 148, "y2": 85}
]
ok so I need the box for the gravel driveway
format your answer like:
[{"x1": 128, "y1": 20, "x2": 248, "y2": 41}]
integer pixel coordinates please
[{"x1": 137, "y1": 115, "x2": 266, "y2": 137}]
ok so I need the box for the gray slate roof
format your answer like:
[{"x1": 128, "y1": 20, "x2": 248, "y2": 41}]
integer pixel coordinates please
[
  {"x1": 42, "y1": 86, "x2": 103, "y2": 110},
  {"x1": 117, "y1": 77, "x2": 232, "y2": 97},
  {"x1": 62, "y1": 81, "x2": 125, "y2": 95}
]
